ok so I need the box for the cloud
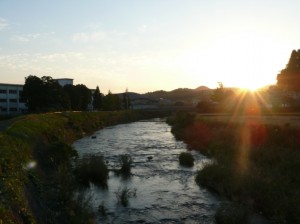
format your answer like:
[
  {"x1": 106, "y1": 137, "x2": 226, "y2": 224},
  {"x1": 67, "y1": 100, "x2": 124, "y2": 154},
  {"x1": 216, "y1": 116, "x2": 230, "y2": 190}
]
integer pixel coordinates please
[
  {"x1": 11, "y1": 33, "x2": 41, "y2": 42},
  {"x1": 11, "y1": 35, "x2": 31, "y2": 42},
  {"x1": 0, "y1": 18, "x2": 8, "y2": 31},
  {"x1": 11, "y1": 32, "x2": 55, "y2": 42},
  {"x1": 0, "y1": 52, "x2": 85, "y2": 72},
  {"x1": 72, "y1": 31, "x2": 107, "y2": 43},
  {"x1": 39, "y1": 52, "x2": 85, "y2": 61}
]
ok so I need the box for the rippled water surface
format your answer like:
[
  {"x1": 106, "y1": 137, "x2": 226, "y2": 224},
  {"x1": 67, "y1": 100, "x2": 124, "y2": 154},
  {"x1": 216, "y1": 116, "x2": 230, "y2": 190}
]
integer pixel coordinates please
[{"x1": 73, "y1": 119, "x2": 219, "y2": 223}]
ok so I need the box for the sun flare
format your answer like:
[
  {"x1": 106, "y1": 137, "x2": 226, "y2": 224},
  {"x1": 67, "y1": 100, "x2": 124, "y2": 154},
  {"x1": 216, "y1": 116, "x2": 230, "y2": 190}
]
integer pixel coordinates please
[
  {"x1": 239, "y1": 82, "x2": 261, "y2": 92},
  {"x1": 172, "y1": 31, "x2": 281, "y2": 91}
]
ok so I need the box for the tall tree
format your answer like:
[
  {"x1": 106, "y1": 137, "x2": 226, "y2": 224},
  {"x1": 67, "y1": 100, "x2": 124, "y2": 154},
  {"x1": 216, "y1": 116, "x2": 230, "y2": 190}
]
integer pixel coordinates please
[
  {"x1": 41, "y1": 76, "x2": 63, "y2": 110},
  {"x1": 62, "y1": 84, "x2": 75, "y2": 110},
  {"x1": 74, "y1": 84, "x2": 91, "y2": 111},
  {"x1": 277, "y1": 49, "x2": 300, "y2": 91},
  {"x1": 92, "y1": 86, "x2": 103, "y2": 110},
  {"x1": 211, "y1": 82, "x2": 227, "y2": 104},
  {"x1": 21, "y1": 75, "x2": 62, "y2": 112},
  {"x1": 210, "y1": 82, "x2": 234, "y2": 112},
  {"x1": 21, "y1": 75, "x2": 44, "y2": 111},
  {"x1": 103, "y1": 90, "x2": 121, "y2": 111}
]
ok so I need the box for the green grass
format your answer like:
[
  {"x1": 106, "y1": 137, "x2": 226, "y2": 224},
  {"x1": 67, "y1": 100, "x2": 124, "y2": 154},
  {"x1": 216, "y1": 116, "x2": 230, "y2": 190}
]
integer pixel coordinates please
[{"x1": 0, "y1": 110, "x2": 152, "y2": 223}]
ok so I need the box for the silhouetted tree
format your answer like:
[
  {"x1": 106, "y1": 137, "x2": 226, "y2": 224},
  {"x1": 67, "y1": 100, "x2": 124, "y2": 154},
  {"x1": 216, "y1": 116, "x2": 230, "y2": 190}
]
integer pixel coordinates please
[
  {"x1": 74, "y1": 84, "x2": 91, "y2": 111},
  {"x1": 210, "y1": 82, "x2": 234, "y2": 112},
  {"x1": 62, "y1": 84, "x2": 75, "y2": 110},
  {"x1": 41, "y1": 76, "x2": 64, "y2": 110},
  {"x1": 93, "y1": 86, "x2": 103, "y2": 110},
  {"x1": 211, "y1": 82, "x2": 226, "y2": 104},
  {"x1": 21, "y1": 75, "x2": 43, "y2": 111},
  {"x1": 277, "y1": 49, "x2": 300, "y2": 91},
  {"x1": 103, "y1": 90, "x2": 121, "y2": 111},
  {"x1": 196, "y1": 100, "x2": 214, "y2": 113},
  {"x1": 62, "y1": 84, "x2": 91, "y2": 111},
  {"x1": 21, "y1": 75, "x2": 63, "y2": 112}
]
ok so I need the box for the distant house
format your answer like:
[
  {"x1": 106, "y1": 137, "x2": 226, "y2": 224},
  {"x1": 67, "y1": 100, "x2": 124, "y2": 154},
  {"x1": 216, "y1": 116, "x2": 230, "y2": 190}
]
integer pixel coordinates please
[
  {"x1": 130, "y1": 97, "x2": 159, "y2": 110},
  {"x1": 158, "y1": 98, "x2": 174, "y2": 106}
]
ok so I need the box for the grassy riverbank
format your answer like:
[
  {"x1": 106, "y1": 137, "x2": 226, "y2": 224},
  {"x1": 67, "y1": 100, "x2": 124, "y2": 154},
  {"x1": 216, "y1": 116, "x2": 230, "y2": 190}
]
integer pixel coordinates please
[
  {"x1": 0, "y1": 110, "x2": 163, "y2": 223},
  {"x1": 167, "y1": 112, "x2": 300, "y2": 224}
]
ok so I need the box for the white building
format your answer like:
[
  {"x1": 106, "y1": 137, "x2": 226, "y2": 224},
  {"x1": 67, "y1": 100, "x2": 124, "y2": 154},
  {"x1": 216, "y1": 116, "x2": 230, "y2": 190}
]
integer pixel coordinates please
[
  {"x1": 54, "y1": 78, "x2": 73, "y2": 87},
  {"x1": 0, "y1": 83, "x2": 27, "y2": 115}
]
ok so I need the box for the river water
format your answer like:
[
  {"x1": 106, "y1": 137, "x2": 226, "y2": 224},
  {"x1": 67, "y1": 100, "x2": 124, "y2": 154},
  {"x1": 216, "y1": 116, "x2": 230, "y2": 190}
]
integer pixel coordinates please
[{"x1": 73, "y1": 119, "x2": 219, "y2": 224}]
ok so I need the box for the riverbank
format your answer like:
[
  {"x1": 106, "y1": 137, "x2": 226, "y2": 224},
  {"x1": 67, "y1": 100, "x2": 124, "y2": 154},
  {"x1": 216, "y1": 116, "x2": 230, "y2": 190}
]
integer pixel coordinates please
[
  {"x1": 167, "y1": 112, "x2": 300, "y2": 224},
  {"x1": 0, "y1": 110, "x2": 166, "y2": 223}
]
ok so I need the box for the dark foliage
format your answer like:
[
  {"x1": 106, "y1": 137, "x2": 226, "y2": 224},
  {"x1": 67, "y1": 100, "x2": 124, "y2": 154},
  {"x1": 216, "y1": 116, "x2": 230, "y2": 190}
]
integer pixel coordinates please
[
  {"x1": 179, "y1": 152, "x2": 194, "y2": 167},
  {"x1": 169, "y1": 114, "x2": 300, "y2": 223},
  {"x1": 215, "y1": 203, "x2": 248, "y2": 224},
  {"x1": 39, "y1": 141, "x2": 78, "y2": 171},
  {"x1": 22, "y1": 75, "x2": 92, "y2": 112},
  {"x1": 102, "y1": 90, "x2": 121, "y2": 111},
  {"x1": 74, "y1": 154, "x2": 109, "y2": 188},
  {"x1": 118, "y1": 154, "x2": 133, "y2": 175},
  {"x1": 92, "y1": 86, "x2": 103, "y2": 110},
  {"x1": 21, "y1": 75, "x2": 63, "y2": 112},
  {"x1": 115, "y1": 187, "x2": 137, "y2": 207},
  {"x1": 166, "y1": 111, "x2": 195, "y2": 139},
  {"x1": 277, "y1": 49, "x2": 300, "y2": 91}
]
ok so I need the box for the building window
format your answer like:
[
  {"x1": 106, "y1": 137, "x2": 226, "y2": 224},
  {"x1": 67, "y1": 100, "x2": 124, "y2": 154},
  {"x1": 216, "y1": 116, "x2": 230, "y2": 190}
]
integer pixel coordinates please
[
  {"x1": 0, "y1": 99, "x2": 7, "y2": 102},
  {"x1": 0, "y1": 89, "x2": 7, "y2": 94},
  {"x1": 9, "y1": 99, "x2": 17, "y2": 103},
  {"x1": 9, "y1": 90, "x2": 17, "y2": 94},
  {"x1": 1, "y1": 108, "x2": 7, "y2": 112}
]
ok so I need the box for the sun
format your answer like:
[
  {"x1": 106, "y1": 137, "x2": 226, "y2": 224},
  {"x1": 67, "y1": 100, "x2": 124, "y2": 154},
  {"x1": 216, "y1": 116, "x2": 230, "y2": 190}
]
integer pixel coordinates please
[
  {"x1": 167, "y1": 31, "x2": 280, "y2": 91},
  {"x1": 239, "y1": 82, "x2": 261, "y2": 92}
]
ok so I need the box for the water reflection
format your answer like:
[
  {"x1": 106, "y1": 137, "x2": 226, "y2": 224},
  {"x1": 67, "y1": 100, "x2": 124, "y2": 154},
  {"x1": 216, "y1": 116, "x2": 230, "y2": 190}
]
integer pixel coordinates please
[{"x1": 73, "y1": 119, "x2": 219, "y2": 223}]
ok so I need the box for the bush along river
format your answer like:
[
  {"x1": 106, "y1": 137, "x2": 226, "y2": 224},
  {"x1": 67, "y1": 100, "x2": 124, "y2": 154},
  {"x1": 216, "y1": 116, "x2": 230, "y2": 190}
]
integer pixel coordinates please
[{"x1": 73, "y1": 118, "x2": 220, "y2": 224}]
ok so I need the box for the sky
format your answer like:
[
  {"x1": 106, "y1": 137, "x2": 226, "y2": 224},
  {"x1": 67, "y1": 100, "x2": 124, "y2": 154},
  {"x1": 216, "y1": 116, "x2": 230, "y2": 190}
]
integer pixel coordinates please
[{"x1": 0, "y1": 0, "x2": 300, "y2": 93}]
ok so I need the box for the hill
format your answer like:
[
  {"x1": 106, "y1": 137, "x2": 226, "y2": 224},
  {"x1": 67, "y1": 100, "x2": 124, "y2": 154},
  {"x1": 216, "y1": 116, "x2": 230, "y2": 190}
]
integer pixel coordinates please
[{"x1": 143, "y1": 86, "x2": 212, "y2": 103}]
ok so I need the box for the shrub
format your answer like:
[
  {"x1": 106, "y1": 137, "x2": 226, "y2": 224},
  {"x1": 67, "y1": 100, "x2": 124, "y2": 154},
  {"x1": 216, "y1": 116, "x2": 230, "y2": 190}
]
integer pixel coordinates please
[
  {"x1": 40, "y1": 141, "x2": 78, "y2": 171},
  {"x1": 215, "y1": 202, "x2": 248, "y2": 224},
  {"x1": 179, "y1": 152, "x2": 194, "y2": 167},
  {"x1": 66, "y1": 192, "x2": 96, "y2": 224},
  {"x1": 98, "y1": 202, "x2": 108, "y2": 216},
  {"x1": 74, "y1": 154, "x2": 109, "y2": 188},
  {"x1": 115, "y1": 187, "x2": 137, "y2": 207},
  {"x1": 119, "y1": 154, "x2": 133, "y2": 175}
]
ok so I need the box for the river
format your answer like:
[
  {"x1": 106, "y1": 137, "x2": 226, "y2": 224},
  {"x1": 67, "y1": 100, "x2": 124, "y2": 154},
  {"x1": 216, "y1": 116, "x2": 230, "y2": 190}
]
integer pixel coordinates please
[{"x1": 73, "y1": 118, "x2": 219, "y2": 224}]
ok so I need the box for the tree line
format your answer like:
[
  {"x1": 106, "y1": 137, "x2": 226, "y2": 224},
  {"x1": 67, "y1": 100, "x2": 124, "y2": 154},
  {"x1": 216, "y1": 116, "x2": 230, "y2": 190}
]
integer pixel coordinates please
[{"x1": 21, "y1": 75, "x2": 130, "y2": 113}]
